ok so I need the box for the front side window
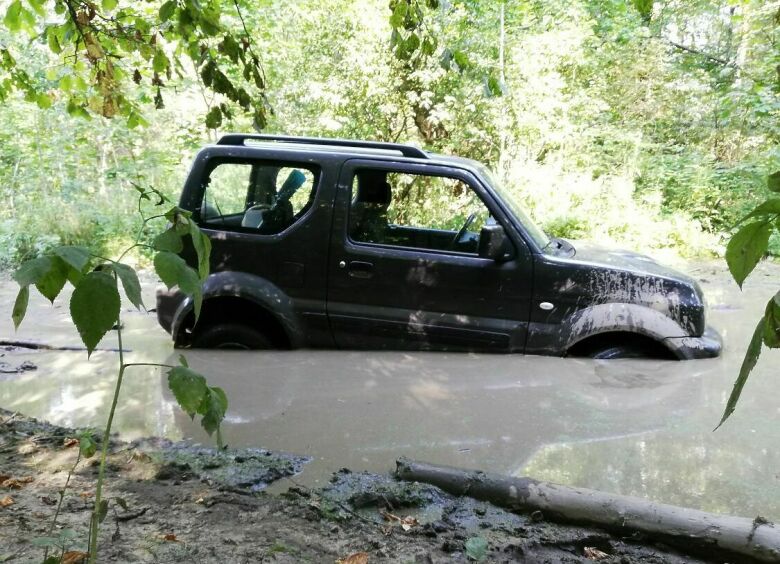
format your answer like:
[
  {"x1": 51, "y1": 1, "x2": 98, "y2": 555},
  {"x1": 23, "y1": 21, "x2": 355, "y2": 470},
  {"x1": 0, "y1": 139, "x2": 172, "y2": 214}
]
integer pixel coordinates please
[
  {"x1": 200, "y1": 161, "x2": 318, "y2": 235},
  {"x1": 349, "y1": 170, "x2": 493, "y2": 254}
]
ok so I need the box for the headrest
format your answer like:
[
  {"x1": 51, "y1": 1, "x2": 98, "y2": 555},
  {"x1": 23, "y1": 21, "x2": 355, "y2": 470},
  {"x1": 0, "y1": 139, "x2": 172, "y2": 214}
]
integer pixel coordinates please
[
  {"x1": 277, "y1": 169, "x2": 307, "y2": 202},
  {"x1": 356, "y1": 171, "x2": 391, "y2": 205}
]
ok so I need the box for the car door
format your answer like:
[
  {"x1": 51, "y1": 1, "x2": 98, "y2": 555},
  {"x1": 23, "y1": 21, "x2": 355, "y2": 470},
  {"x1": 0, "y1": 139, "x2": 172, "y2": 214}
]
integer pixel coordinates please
[
  {"x1": 193, "y1": 156, "x2": 336, "y2": 346},
  {"x1": 326, "y1": 159, "x2": 534, "y2": 352}
]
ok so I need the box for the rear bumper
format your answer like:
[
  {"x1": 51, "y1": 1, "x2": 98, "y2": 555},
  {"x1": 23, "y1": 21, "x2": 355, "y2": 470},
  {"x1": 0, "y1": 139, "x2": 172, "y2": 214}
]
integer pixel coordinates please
[{"x1": 664, "y1": 326, "x2": 722, "y2": 360}]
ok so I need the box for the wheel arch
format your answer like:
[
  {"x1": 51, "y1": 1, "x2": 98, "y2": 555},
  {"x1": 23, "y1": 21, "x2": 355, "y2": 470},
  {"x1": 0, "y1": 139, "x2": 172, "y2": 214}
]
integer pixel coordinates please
[
  {"x1": 170, "y1": 271, "x2": 304, "y2": 348},
  {"x1": 561, "y1": 303, "x2": 688, "y2": 360}
]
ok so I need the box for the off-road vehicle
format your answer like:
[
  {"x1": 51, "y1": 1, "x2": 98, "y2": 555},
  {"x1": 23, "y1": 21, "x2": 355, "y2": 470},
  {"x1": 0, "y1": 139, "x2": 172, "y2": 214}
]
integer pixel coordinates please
[{"x1": 157, "y1": 134, "x2": 721, "y2": 359}]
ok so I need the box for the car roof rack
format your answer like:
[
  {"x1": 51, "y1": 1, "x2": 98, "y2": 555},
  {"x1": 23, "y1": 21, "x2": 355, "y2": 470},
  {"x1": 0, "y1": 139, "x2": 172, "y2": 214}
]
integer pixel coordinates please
[{"x1": 216, "y1": 133, "x2": 429, "y2": 159}]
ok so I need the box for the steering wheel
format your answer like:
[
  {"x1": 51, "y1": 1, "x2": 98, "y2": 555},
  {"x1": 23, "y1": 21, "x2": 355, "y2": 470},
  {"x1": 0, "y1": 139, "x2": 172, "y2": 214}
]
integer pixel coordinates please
[{"x1": 450, "y1": 213, "x2": 477, "y2": 249}]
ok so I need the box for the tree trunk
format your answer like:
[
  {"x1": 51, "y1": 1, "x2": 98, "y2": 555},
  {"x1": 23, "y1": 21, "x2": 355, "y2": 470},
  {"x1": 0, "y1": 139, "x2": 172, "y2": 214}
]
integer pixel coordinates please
[{"x1": 396, "y1": 458, "x2": 780, "y2": 563}]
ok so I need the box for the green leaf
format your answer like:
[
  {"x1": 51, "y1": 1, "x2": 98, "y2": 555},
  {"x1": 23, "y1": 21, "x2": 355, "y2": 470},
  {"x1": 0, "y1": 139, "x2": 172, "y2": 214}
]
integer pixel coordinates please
[
  {"x1": 35, "y1": 256, "x2": 68, "y2": 303},
  {"x1": 13, "y1": 256, "x2": 52, "y2": 286},
  {"x1": 35, "y1": 92, "x2": 52, "y2": 109},
  {"x1": 486, "y1": 75, "x2": 503, "y2": 97},
  {"x1": 154, "y1": 251, "x2": 186, "y2": 289},
  {"x1": 768, "y1": 171, "x2": 780, "y2": 193},
  {"x1": 405, "y1": 33, "x2": 420, "y2": 54},
  {"x1": 453, "y1": 50, "x2": 470, "y2": 70},
  {"x1": 199, "y1": 6, "x2": 221, "y2": 35},
  {"x1": 205, "y1": 105, "x2": 222, "y2": 129},
  {"x1": 189, "y1": 220, "x2": 211, "y2": 279},
  {"x1": 115, "y1": 497, "x2": 128, "y2": 511},
  {"x1": 252, "y1": 104, "x2": 267, "y2": 131},
  {"x1": 154, "y1": 251, "x2": 203, "y2": 319},
  {"x1": 219, "y1": 34, "x2": 241, "y2": 64},
  {"x1": 101, "y1": 0, "x2": 117, "y2": 11},
  {"x1": 168, "y1": 366, "x2": 208, "y2": 417},
  {"x1": 178, "y1": 354, "x2": 189, "y2": 367},
  {"x1": 198, "y1": 386, "x2": 227, "y2": 436},
  {"x1": 153, "y1": 49, "x2": 169, "y2": 73},
  {"x1": 79, "y1": 433, "x2": 97, "y2": 458},
  {"x1": 763, "y1": 294, "x2": 780, "y2": 347},
  {"x1": 59, "y1": 74, "x2": 73, "y2": 91},
  {"x1": 110, "y1": 263, "x2": 144, "y2": 310},
  {"x1": 126, "y1": 110, "x2": 148, "y2": 128},
  {"x1": 716, "y1": 318, "x2": 764, "y2": 429},
  {"x1": 12, "y1": 285, "x2": 29, "y2": 330},
  {"x1": 200, "y1": 60, "x2": 216, "y2": 87},
  {"x1": 153, "y1": 228, "x2": 184, "y2": 253},
  {"x1": 725, "y1": 221, "x2": 771, "y2": 288},
  {"x1": 46, "y1": 27, "x2": 62, "y2": 54},
  {"x1": 54, "y1": 245, "x2": 91, "y2": 272},
  {"x1": 97, "y1": 499, "x2": 109, "y2": 523},
  {"x1": 421, "y1": 36, "x2": 436, "y2": 57},
  {"x1": 632, "y1": 0, "x2": 653, "y2": 21},
  {"x1": 390, "y1": 1, "x2": 407, "y2": 28},
  {"x1": 69, "y1": 271, "x2": 121, "y2": 356},
  {"x1": 159, "y1": 0, "x2": 177, "y2": 21},
  {"x1": 465, "y1": 537, "x2": 488, "y2": 562},
  {"x1": 164, "y1": 205, "x2": 192, "y2": 224},
  {"x1": 742, "y1": 199, "x2": 780, "y2": 222},
  {"x1": 66, "y1": 98, "x2": 91, "y2": 120},
  {"x1": 28, "y1": 0, "x2": 45, "y2": 17},
  {"x1": 211, "y1": 69, "x2": 235, "y2": 97},
  {"x1": 4, "y1": 0, "x2": 22, "y2": 32}
]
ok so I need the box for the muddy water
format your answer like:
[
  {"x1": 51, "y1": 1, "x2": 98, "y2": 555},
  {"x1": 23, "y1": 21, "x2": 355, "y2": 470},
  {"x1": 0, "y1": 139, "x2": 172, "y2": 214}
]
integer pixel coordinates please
[{"x1": 1, "y1": 262, "x2": 779, "y2": 520}]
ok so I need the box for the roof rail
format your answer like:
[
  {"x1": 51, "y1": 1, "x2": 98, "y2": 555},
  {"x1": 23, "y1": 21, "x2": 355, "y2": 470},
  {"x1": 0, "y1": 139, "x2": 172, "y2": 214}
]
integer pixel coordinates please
[{"x1": 216, "y1": 133, "x2": 428, "y2": 159}]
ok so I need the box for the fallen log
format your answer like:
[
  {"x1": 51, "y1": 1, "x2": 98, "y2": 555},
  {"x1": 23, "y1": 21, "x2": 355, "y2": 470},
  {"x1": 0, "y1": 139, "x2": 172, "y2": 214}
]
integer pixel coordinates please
[{"x1": 395, "y1": 458, "x2": 780, "y2": 563}]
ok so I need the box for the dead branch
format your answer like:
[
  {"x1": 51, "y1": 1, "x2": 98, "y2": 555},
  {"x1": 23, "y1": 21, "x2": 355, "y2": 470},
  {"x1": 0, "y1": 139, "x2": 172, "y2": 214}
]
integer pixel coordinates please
[{"x1": 396, "y1": 458, "x2": 780, "y2": 563}]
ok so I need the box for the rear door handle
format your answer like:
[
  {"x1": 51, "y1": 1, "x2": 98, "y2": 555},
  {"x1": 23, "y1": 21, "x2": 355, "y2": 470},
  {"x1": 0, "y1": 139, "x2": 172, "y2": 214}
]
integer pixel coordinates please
[{"x1": 348, "y1": 261, "x2": 374, "y2": 279}]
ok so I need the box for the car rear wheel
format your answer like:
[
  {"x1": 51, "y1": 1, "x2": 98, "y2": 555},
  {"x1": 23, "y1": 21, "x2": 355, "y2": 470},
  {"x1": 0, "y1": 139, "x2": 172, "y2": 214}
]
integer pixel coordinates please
[{"x1": 191, "y1": 323, "x2": 273, "y2": 350}]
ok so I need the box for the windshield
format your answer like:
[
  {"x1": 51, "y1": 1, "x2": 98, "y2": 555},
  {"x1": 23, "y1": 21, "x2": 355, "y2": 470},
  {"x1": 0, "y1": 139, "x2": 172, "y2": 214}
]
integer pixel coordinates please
[{"x1": 476, "y1": 165, "x2": 551, "y2": 250}]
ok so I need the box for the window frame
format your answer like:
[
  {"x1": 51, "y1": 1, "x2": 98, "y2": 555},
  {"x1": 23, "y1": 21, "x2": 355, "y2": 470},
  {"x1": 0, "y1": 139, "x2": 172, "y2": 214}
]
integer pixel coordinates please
[
  {"x1": 196, "y1": 156, "x2": 322, "y2": 236},
  {"x1": 346, "y1": 163, "x2": 512, "y2": 259}
]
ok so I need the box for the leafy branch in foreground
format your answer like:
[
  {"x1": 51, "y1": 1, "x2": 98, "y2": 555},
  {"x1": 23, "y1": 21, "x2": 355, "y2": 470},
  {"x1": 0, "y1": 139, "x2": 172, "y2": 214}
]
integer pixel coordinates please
[
  {"x1": 11, "y1": 185, "x2": 225, "y2": 564},
  {"x1": 1, "y1": 0, "x2": 269, "y2": 129},
  {"x1": 717, "y1": 171, "x2": 780, "y2": 428}
]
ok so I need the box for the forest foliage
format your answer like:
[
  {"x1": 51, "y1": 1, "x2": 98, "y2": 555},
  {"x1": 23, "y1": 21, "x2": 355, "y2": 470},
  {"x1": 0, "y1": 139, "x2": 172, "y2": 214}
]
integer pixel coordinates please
[{"x1": 0, "y1": 0, "x2": 778, "y2": 268}]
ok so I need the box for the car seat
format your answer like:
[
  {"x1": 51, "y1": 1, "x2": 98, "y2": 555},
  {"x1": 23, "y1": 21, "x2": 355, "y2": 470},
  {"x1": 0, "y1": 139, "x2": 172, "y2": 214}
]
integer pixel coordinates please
[
  {"x1": 254, "y1": 169, "x2": 306, "y2": 233},
  {"x1": 351, "y1": 171, "x2": 391, "y2": 243}
]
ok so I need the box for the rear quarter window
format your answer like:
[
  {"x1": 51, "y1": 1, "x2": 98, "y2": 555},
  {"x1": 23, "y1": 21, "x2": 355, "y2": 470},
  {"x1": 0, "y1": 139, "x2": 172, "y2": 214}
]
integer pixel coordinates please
[{"x1": 199, "y1": 160, "x2": 319, "y2": 235}]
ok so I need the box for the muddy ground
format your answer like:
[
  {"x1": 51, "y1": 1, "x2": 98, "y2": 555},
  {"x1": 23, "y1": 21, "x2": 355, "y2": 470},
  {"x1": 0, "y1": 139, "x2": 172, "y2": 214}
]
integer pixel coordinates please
[{"x1": 0, "y1": 409, "x2": 722, "y2": 563}]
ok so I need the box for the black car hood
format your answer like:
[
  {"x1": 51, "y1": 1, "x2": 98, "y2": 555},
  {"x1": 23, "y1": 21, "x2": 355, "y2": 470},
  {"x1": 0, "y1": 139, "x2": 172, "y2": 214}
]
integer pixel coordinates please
[{"x1": 562, "y1": 240, "x2": 697, "y2": 286}]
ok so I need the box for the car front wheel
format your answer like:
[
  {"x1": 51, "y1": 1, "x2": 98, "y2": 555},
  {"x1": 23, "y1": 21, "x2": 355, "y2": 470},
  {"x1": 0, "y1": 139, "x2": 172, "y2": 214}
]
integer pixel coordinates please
[{"x1": 587, "y1": 344, "x2": 651, "y2": 359}]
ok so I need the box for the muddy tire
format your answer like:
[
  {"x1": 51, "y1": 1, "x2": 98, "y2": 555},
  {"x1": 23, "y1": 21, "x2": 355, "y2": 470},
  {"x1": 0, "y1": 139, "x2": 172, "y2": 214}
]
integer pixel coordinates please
[
  {"x1": 588, "y1": 344, "x2": 653, "y2": 360},
  {"x1": 191, "y1": 323, "x2": 273, "y2": 350}
]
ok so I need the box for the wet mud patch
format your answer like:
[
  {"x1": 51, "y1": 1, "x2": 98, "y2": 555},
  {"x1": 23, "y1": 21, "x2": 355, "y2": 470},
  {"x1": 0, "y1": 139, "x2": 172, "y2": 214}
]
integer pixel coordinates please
[
  {"x1": 140, "y1": 438, "x2": 310, "y2": 492},
  {"x1": 303, "y1": 469, "x2": 711, "y2": 563},
  {"x1": 0, "y1": 409, "x2": 730, "y2": 563}
]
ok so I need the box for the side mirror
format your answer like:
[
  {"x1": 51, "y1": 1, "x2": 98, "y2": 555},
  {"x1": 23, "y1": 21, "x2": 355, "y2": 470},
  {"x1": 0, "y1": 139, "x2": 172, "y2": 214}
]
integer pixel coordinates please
[{"x1": 478, "y1": 224, "x2": 515, "y2": 262}]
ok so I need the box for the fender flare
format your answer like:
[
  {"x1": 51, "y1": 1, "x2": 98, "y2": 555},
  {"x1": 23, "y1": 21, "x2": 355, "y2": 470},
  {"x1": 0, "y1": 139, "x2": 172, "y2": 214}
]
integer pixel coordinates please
[
  {"x1": 562, "y1": 303, "x2": 689, "y2": 356},
  {"x1": 170, "y1": 271, "x2": 304, "y2": 347}
]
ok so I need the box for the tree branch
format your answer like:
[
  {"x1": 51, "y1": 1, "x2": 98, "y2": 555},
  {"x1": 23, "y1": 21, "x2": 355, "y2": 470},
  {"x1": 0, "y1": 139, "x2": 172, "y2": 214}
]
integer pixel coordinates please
[{"x1": 665, "y1": 39, "x2": 733, "y2": 67}]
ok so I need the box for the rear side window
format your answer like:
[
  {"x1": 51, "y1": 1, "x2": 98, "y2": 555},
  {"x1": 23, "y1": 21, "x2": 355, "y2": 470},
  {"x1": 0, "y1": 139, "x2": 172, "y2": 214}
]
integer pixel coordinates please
[{"x1": 200, "y1": 161, "x2": 318, "y2": 235}]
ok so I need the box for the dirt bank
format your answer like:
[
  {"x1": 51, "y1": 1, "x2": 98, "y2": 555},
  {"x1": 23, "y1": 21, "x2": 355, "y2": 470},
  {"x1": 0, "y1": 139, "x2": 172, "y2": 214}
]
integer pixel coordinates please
[{"x1": 0, "y1": 409, "x2": 723, "y2": 563}]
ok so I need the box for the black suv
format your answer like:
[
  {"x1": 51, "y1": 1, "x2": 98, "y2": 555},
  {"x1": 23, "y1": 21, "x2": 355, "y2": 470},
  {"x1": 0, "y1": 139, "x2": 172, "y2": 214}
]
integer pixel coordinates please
[{"x1": 157, "y1": 134, "x2": 721, "y2": 360}]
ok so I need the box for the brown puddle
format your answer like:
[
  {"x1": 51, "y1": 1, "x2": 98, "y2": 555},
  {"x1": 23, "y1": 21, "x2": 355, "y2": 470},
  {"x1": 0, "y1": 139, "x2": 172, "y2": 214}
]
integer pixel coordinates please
[{"x1": 1, "y1": 261, "x2": 779, "y2": 521}]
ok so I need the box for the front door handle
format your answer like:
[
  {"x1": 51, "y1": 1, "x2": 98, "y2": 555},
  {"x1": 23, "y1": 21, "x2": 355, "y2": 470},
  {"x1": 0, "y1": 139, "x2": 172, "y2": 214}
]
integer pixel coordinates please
[{"x1": 348, "y1": 261, "x2": 374, "y2": 279}]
